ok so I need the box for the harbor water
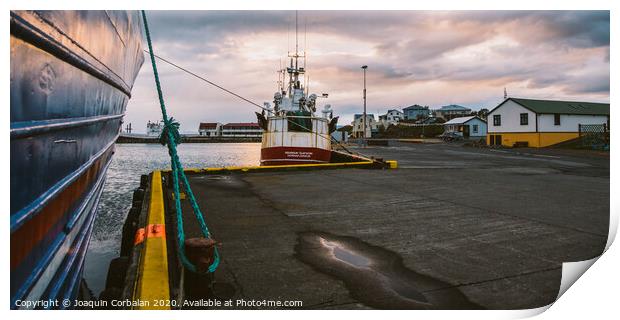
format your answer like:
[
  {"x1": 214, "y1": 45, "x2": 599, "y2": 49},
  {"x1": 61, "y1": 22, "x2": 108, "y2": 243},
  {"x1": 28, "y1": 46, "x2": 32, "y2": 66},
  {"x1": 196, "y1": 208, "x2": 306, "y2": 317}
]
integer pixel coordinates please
[{"x1": 83, "y1": 143, "x2": 261, "y2": 296}]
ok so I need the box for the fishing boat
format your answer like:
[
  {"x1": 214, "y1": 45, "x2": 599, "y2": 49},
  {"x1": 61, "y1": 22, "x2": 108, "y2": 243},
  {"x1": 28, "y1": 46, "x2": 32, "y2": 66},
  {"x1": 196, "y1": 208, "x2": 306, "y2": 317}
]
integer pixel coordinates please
[
  {"x1": 256, "y1": 18, "x2": 338, "y2": 166},
  {"x1": 10, "y1": 11, "x2": 144, "y2": 309}
]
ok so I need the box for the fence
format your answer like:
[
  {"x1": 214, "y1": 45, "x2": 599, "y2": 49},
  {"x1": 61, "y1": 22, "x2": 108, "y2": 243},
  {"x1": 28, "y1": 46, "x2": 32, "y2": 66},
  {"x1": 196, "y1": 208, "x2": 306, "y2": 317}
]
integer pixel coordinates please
[{"x1": 578, "y1": 124, "x2": 609, "y2": 149}]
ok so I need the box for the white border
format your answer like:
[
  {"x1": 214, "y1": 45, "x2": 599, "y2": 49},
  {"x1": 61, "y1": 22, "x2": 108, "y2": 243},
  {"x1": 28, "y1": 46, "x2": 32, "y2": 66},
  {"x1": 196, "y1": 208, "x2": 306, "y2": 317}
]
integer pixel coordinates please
[{"x1": 2, "y1": 1, "x2": 616, "y2": 319}]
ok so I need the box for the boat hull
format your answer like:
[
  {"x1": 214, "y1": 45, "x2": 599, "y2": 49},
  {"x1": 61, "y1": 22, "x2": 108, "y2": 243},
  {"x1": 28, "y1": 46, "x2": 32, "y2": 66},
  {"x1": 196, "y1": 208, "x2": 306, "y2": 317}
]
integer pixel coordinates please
[
  {"x1": 10, "y1": 10, "x2": 143, "y2": 309},
  {"x1": 261, "y1": 146, "x2": 332, "y2": 166},
  {"x1": 259, "y1": 113, "x2": 333, "y2": 166}
]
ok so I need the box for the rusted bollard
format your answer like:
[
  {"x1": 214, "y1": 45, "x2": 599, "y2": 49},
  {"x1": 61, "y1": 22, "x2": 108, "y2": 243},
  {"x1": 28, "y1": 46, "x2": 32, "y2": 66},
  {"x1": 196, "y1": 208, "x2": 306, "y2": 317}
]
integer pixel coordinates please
[
  {"x1": 183, "y1": 237, "x2": 221, "y2": 302},
  {"x1": 184, "y1": 237, "x2": 218, "y2": 273}
]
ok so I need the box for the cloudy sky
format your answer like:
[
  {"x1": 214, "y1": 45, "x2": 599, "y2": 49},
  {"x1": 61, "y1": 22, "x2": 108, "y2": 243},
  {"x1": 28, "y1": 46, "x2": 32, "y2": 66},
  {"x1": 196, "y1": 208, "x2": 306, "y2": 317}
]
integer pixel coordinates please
[{"x1": 125, "y1": 10, "x2": 610, "y2": 133}]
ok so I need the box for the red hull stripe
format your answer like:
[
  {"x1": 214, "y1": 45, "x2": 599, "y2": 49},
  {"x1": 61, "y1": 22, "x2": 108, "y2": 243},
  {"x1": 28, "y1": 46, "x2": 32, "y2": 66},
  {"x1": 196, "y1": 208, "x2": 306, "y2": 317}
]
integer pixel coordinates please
[
  {"x1": 10, "y1": 148, "x2": 112, "y2": 270},
  {"x1": 261, "y1": 146, "x2": 331, "y2": 165}
]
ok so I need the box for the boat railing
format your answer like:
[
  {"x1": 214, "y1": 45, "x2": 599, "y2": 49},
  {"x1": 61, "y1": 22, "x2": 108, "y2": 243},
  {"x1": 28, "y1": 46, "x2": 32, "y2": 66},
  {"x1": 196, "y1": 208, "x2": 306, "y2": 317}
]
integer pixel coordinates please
[{"x1": 269, "y1": 115, "x2": 329, "y2": 120}]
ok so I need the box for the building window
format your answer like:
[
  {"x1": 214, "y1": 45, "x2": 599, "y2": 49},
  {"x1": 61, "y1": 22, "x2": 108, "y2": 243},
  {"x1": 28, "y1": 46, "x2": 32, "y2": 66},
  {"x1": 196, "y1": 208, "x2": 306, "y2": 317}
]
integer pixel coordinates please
[
  {"x1": 520, "y1": 113, "x2": 528, "y2": 125},
  {"x1": 493, "y1": 114, "x2": 501, "y2": 126},
  {"x1": 554, "y1": 114, "x2": 561, "y2": 125},
  {"x1": 473, "y1": 124, "x2": 478, "y2": 133}
]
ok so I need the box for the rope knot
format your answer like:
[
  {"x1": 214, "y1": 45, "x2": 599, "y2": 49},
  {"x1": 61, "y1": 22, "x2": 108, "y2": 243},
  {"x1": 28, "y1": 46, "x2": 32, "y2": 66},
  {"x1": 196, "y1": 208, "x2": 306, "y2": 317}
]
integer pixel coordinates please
[{"x1": 159, "y1": 117, "x2": 182, "y2": 146}]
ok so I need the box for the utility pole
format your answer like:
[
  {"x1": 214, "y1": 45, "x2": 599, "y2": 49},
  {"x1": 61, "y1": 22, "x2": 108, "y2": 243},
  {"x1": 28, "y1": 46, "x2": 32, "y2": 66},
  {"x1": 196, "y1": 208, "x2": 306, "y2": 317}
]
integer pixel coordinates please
[{"x1": 361, "y1": 65, "x2": 368, "y2": 141}]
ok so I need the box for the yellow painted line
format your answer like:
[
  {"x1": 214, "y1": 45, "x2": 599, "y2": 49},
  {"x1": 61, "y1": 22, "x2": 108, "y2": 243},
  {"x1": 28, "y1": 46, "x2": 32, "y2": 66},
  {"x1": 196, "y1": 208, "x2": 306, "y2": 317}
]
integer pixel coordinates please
[
  {"x1": 134, "y1": 171, "x2": 170, "y2": 310},
  {"x1": 386, "y1": 160, "x2": 398, "y2": 169},
  {"x1": 162, "y1": 160, "x2": 389, "y2": 174}
]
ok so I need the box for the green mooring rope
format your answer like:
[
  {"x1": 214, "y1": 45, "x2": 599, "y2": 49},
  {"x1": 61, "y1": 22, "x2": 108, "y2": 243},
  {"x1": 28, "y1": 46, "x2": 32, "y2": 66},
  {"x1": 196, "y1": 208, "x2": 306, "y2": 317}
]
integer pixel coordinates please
[{"x1": 141, "y1": 10, "x2": 219, "y2": 274}]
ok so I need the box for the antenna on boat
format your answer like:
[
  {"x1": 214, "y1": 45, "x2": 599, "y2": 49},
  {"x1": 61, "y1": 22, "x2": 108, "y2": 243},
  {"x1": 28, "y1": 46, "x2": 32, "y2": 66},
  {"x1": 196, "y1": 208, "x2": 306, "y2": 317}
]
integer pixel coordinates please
[
  {"x1": 304, "y1": 17, "x2": 308, "y2": 95},
  {"x1": 287, "y1": 13, "x2": 290, "y2": 58},
  {"x1": 304, "y1": 17, "x2": 307, "y2": 69},
  {"x1": 295, "y1": 10, "x2": 299, "y2": 57},
  {"x1": 282, "y1": 68, "x2": 286, "y2": 93},
  {"x1": 277, "y1": 58, "x2": 282, "y2": 92},
  {"x1": 295, "y1": 11, "x2": 299, "y2": 89},
  {"x1": 289, "y1": 57, "x2": 293, "y2": 95}
]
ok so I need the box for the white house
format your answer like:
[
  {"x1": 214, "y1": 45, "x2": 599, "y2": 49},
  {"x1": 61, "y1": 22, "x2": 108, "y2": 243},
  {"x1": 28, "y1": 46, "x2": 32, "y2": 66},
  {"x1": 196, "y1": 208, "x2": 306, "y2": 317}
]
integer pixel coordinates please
[
  {"x1": 487, "y1": 98, "x2": 610, "y2": 147},
  {"x1": 378, "y1": 109, "x2": 404, "y2": 128},
  {"x1": 351, "y1": 114, "x2": 379, "y2": 138},
  {"x1": 443, "y1": 116, "x2": 487, "y2": 139},
  {"x1": 198, "y1": 122, "x2": 222, "y2": 136}
]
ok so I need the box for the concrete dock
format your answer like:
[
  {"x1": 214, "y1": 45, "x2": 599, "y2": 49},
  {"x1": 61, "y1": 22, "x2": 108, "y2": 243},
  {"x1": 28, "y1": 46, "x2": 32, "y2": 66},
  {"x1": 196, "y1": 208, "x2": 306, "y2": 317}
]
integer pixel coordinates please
[{"x1": 158, "y1": 142, "x2": 608, "y2": 309}]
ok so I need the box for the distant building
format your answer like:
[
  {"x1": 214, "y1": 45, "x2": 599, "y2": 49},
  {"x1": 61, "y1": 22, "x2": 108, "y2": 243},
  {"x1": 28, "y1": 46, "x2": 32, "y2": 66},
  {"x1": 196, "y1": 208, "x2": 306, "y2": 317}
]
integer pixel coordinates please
[
  {"x1": 443, "y1": 116, "x2": 487, "y2": 139},
  {"x1": 402, "y1": 105, "x2": 431, "y2": 120},
  {"x1": 378, "y1": 109, "x2": 404, "y2": 127},
  {"x1": 351, "y1": 114, "x2": 378, "y2": 138},
  {"x1": 434, "y1": 105, "x2": 472, "y2": 121},
  {"x1": 331, "y1": 129, "x2": 349, "y2": 143},
  {"x1": 198, "y1": 122, "x2": 221, "y2": 137},
  {"x1": 146, "y1": 120, "x2": 163, "y2": 136},
  {"x1": 487, "y1": 98, "x2": 610, "y2": 147},
  {"x1": 221, "y1": 122, "x2": 262, "y2": 137}
]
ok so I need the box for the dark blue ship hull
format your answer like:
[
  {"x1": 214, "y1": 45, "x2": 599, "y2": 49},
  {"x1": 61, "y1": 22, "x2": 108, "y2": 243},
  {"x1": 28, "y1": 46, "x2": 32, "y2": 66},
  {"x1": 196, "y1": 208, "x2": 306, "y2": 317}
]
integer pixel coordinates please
[{"x1": 10, "y1": 10, "x2": 144, "y2": 309}]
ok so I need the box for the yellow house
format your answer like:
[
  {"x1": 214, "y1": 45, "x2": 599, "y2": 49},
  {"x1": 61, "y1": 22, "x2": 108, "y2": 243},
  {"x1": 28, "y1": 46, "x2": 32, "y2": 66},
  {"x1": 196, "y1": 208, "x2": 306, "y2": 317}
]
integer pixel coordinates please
[{"x1": 487, "y1": 98, "x2": 610, "y2": 148}]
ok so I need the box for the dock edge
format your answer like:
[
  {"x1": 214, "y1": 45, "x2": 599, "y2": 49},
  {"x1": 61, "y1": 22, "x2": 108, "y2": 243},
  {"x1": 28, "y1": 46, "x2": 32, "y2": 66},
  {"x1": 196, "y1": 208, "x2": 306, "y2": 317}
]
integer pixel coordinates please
[{"x1": 132, "y1": 171, "x2": 171, "y2": 309}]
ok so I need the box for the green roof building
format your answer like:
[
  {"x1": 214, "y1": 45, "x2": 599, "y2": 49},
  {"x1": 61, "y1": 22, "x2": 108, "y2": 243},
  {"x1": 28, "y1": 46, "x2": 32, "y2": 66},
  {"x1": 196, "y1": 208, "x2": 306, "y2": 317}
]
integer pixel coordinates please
[{"x1": 487, "y1": 98, "x2": 609, "y2": 147}]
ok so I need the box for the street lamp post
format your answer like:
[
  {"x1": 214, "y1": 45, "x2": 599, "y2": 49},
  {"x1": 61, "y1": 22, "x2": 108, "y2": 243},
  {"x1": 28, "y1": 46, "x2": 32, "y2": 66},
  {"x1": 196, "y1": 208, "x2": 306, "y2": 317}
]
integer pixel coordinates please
[{"x1": 361, "y1": 65, "x2": 368, "y2": 142}]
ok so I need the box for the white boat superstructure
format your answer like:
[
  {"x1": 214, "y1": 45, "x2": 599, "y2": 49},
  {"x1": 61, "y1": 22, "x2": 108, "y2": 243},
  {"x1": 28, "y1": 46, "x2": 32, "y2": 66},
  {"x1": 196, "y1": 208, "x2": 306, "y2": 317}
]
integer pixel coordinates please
[{"x1": 256, "y1": 12, "x2": 338, "y2": 165}]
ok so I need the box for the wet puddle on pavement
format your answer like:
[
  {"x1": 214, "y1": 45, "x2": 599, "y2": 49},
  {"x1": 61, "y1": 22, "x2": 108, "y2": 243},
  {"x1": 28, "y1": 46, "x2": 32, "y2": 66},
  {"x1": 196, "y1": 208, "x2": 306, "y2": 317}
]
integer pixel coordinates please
[
  {"x1": 319, "y1": 237, "x2": 372, "y2": 268},
  {"x1": 294, "y1": 231, "x2": 483, "y2": 309}
]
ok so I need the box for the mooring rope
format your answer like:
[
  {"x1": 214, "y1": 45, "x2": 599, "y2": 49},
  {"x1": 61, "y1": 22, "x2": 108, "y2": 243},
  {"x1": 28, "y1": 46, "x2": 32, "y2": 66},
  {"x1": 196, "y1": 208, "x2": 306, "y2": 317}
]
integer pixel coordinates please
[{"x1": 141, "y1": 10, "x2": 219, "y2": 274}]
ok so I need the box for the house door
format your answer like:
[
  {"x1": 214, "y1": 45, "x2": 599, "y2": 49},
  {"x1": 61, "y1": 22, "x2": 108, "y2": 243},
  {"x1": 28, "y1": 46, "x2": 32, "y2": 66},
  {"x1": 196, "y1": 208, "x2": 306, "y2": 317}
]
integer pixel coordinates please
[
  {"x1": 495, "y1": 134, "x2": 502, "y2": 146},
  {"x1": 462, "y1": 125, "x2": 470, "y2": 138}
]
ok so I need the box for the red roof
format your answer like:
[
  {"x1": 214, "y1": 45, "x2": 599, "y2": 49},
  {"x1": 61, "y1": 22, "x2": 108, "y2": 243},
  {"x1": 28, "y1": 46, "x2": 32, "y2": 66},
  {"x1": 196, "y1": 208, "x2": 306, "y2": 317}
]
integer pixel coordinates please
[
  {"x1": 223, "y1": 122, "x2": 260, "y2": 128},
  {"x1": 199, "y1": 122, "x2": 219, "y2": 130}
]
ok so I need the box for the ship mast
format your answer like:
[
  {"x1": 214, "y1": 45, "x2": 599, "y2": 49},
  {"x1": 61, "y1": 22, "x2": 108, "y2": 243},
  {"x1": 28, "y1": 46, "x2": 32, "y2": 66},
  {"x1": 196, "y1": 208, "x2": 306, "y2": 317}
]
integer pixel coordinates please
[
  {"x1": 295, "y1": 10, "x2": 298, "y2": 62},
  {"x1": 287, "y1": 11, "x2": 305, "y2": 99},
  {"x1": 271, "y1": 10, "x2": 313, "y2": 114},
  {"x1": 305, "y1": 19, "x2": 309, "y2": 96}
]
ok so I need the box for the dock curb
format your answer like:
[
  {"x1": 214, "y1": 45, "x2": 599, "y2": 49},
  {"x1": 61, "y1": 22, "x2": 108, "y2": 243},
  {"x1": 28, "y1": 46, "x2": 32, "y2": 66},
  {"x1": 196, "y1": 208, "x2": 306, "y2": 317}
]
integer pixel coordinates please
[{"x1": 132, "y1": 171, "x2": 171, "y2": 310}]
